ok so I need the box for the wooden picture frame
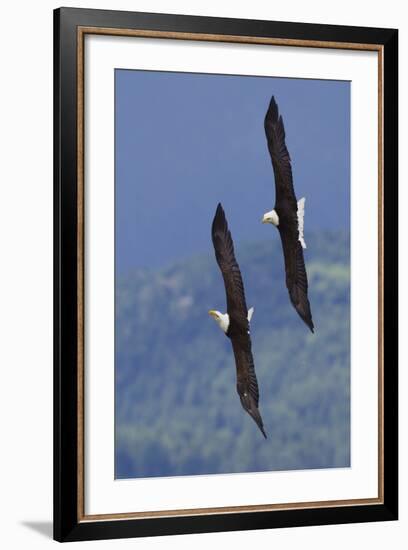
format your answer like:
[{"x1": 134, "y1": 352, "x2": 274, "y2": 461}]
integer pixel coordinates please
[{"x1": 54, "y1": 7, "x2": 398, "y2": 542}]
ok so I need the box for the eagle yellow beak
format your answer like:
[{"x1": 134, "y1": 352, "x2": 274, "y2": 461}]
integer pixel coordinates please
[
  {"x1": 261, "y1": 214, "x2": 268, "y2": 224},
  {"x1": 208, "y1": 310, "x2": 217, "y2": 318}
]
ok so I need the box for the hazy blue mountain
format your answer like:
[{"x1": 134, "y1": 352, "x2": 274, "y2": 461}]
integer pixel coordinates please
[{"x1": 115, "y1": 231, "x2": 350, "y2": 479}]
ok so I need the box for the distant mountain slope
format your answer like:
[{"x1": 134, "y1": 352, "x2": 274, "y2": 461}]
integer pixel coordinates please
[{"x1": 115, "y1": 231, "x2": 350, "y2": 479}]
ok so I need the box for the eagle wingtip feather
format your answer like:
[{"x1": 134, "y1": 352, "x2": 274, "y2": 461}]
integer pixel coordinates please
[
  {"x1": 255, "y1": 416, "x2": 267, "y2": 439},
  {"x1": 214, "y1": 202, "x2": 225, "y2": 219},
  {"x1": 212, "y1": 203, "x2": 228, "y2": 234},
  {"x1": 252, "y1": 413, "x2": 267, "y2": 439},
  {"x1": 266, "y1": 95, "x2": 279, "y2": 123}
]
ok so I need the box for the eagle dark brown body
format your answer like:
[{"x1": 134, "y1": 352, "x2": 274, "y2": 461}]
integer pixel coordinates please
[
  {"x1": 263, "y1": 96, "x2": 314, "y2": 333},
  {"x1": 211, "y1": 203, "x2": 267, "y2": 438}
]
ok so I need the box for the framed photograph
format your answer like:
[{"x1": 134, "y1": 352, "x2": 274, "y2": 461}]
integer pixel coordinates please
[{"x1": 54, "y1": 7, "x2": 398, "y2": 542}]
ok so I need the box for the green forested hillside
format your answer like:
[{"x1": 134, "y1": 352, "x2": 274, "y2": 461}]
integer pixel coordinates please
[{"x1": 115, "y1": 232, "x2": 350, "y2": 479}]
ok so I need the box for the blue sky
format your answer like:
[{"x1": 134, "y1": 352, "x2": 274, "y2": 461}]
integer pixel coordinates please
[{"x1": 115, "y1": 70, "x2": 350, "y2": 272}]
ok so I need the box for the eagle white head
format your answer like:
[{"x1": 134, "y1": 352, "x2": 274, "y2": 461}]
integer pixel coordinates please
[
  {"x1": 208, "y1": 310, "x2": 230, "y2": 333},
  {"x1": 262, "y1": 209, "x2": 279, "y2": 226},
  {"x1": 208, "y1": 307, "x2": 254, "y2": 334}
]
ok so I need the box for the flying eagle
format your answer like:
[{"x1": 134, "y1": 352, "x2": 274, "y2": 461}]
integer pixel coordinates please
[
  {"x1": 209, "y1": 203, "x2": 267, "y2": 439},
  {"x1": 262, "y1": 96, "x2": 314, "y2": 333}
]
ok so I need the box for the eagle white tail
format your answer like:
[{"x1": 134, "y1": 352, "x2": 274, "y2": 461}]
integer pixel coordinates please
[
  {"x1": 297, "y1": 197, "x2": 306, "y2": 249},
  {"x1": 247, "y1": 307, "x2": 254, "y2": 322}
]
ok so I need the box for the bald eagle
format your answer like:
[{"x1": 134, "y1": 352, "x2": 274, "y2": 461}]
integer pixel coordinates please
[
  {"x1": 262, "y1": 96, "x2": 314, "y2": 333},
  {"x1": 209, "y1": 203, "x2": 267, "y2": 439}
]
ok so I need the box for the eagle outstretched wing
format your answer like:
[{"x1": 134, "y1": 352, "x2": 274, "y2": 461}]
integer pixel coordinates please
[
  {"x1": 264, "y1": 96, "x2": 315, "y2": 333},
  {"x1": 264, "y1": 95, "x2": 297, "y2": 209},
  {"x1": 211, "y1": 203, "x2": 267, "y2": 438},
  {"x1": 211, "y1": 203, "x2": 249, "y2": 322}
]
